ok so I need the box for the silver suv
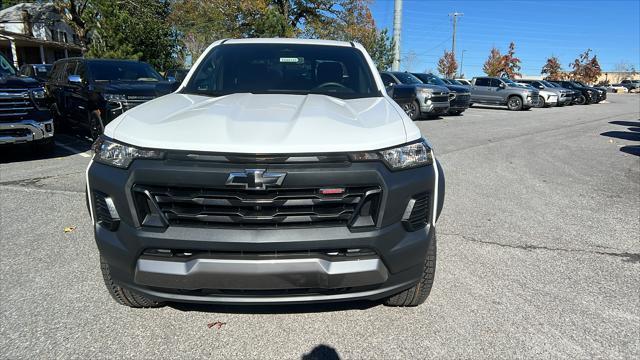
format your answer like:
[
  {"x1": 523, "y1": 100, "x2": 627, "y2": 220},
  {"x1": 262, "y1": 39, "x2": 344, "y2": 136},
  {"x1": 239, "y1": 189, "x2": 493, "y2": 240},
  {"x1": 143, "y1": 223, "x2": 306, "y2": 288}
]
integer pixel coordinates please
[{"x1": 470, "y1": 77, "x2": 539, "y2": 111}]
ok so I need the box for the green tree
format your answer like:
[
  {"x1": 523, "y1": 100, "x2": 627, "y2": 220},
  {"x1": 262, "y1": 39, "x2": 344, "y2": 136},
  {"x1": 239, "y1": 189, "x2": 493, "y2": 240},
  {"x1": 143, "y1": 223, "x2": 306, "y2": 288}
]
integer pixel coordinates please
[{"x1": 86, "y1": 0, "x2": 178, "y2": 71}]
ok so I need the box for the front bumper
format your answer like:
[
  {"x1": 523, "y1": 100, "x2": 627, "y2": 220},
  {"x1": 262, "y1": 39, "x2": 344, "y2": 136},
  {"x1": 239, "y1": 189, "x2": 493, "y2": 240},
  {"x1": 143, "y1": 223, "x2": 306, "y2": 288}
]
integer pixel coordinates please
[
  {"x1": 419, "y1": 100, "x2": 450, "y2": 114},
  {"x1": 0, "y1": 119, "x2": 54, "y2": 145},
  {"x1": 87, "y1": 157, "x2": 444, "y2": 304}
]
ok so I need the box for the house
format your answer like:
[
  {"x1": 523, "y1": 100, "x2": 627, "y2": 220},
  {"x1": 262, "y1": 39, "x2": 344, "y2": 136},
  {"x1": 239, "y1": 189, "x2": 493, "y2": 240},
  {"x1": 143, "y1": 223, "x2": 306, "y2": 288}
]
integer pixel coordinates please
[{"x1": 0, "y1": 2, "x2": 82, "y2": 67}]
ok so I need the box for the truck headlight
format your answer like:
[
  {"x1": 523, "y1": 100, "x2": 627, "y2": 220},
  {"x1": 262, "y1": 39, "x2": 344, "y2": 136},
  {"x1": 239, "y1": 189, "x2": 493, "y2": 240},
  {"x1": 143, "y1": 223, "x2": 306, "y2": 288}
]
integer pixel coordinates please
[
  {"x1": 92, "y1": 136, "x2": 164, "y2": 168},
  {"x1": 418, "y1": 89, "x2": 433, "y2": 98},
  {"x1": 31, "y1": 88, "x2": 46, "y2": 99},
  {"x1": 103, "y1": 93, "x2": 127, "y2": 103},
  {"x1": 350, "y1": 140, "x2": 433, "y2": 170}
]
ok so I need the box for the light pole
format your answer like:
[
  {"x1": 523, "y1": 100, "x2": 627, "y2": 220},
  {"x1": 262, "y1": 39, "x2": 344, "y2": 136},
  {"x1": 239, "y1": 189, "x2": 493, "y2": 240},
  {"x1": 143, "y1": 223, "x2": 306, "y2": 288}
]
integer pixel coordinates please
[
  {"x1": 392, "y1": 0, "x2": 403, "y2": 71},
  {"x1": 459, "y1": 50, "x2": 466, "y2": 78}
]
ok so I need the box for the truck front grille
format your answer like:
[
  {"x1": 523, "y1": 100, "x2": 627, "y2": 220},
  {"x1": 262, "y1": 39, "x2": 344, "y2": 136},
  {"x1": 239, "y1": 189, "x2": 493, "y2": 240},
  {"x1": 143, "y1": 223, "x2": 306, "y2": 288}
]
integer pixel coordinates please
[
  {"x1": 450, "y1": 93, "x2": 470, "y2": 106},
  {"x1": 133, "y1": 185, "x2": 382, "y2": 229},
  {"x1": 431, "y1": 95, "x2": 449, "y2": 103},
  {"x1": 122, "y1": 96, "x2": 155, "y2": 111},
  {"x1": 0, "y1": 89, "x2": 34, "y2": 119}
]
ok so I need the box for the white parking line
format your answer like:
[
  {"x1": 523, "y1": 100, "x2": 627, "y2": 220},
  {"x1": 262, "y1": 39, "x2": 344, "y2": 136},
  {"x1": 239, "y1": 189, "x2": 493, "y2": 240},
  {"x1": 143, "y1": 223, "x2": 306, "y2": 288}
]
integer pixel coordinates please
[{"x1": 56, "y1": 142, "x2": 92, "y2": 158}]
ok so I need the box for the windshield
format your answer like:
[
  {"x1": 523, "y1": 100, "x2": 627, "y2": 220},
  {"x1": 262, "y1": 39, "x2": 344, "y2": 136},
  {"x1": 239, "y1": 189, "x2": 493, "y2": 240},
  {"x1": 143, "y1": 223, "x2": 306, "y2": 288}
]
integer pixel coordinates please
[
  {"x1": 502, "y1": 78, "x2": 520, "y2": 87},
  {"x1": 34, "y1": 64, "x2": 52, "y2": 79},
  {"x1": 413, "y1": 73, "x2": 446, "y2": 86},
  {"x1": 0, "y1": 54, "x2": 17, "y2": 76},
  {"x1": 541, "y1": 80, "x2": 556, "y2": 87},
  {"x1": 392, "y1": 72, "x2": 423, "y2": 85},
  {"x1": 88, "y1": 61, "x2": 163, "y2": 82},
  {"x1": 449, "y1": 79, "x2": 464, "y2": 85},
  {"x1": 183, "y1": 44, "x2": 380, "y2": 99}
]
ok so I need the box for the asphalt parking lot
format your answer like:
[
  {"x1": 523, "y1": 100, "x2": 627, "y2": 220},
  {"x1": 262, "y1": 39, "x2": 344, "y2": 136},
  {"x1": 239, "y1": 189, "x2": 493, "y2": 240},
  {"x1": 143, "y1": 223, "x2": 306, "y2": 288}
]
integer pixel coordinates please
[{"x1": 1, "y1": 94, "x2": 639, "y2": 359}]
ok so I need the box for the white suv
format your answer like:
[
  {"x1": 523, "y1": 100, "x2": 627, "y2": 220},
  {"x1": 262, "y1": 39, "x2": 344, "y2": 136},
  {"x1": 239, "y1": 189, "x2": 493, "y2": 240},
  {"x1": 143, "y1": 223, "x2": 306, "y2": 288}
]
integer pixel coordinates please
[{"x1": 86, "y1": 38, "x2": 445, "y2": 308}]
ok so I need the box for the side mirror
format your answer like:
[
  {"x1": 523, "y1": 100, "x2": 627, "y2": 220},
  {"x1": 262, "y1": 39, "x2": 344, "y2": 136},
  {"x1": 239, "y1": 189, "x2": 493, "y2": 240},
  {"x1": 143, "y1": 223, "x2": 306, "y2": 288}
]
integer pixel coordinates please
[
  {"x1": 166, "y1": 76, "x2": 177, "y2": 83},
  {"x1": 68, "y1": 75, "x2": 82, "y2": 84},
  {"x1": 498, "y1": 83, "x2": 506, "y2": 89}
]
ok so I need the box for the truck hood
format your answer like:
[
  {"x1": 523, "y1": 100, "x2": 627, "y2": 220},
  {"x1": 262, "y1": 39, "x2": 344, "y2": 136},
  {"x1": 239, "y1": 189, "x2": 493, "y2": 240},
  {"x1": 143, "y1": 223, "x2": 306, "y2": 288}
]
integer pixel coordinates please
[
  {"x1": 106, "y1": 93, "x2": 412, "y2": 153},
  {"x1": 444, "y1": 84, "x2": 469, "y2": 93},
  {"x1": 0, "y1": 75, "x2": 41, "y2": 88},
  {"x1": 93, "y1": 80, "x2": 176, "y2": 97}
]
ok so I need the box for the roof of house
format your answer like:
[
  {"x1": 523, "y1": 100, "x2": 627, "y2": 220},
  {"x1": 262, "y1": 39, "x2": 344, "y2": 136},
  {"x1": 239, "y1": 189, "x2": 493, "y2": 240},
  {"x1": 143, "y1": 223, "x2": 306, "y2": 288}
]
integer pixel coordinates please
[{"x1": 0, "y1": 2, "x2": 61, "y2": 25}]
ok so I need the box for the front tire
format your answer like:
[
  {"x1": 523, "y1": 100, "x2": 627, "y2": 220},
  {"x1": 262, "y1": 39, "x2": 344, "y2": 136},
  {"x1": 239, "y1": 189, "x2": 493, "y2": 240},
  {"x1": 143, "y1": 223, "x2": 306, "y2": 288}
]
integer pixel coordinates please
[
  {"x1": 507, "y1": 96, "x2": 523, "y2": 111},
  {"x1": 384, "y1": 235, "x2": 437, "y2": 307},
  {"x1": 100, "y1": 256, "x2": 164, "y2": 308},
  {"x1": 89, "y1": 114, "x2": 104, "y2": 141},
  {"x1": 34, "y1": 138, "x2": 55, "y2": 154},
  {"x1": 402, "y1": 100, "x2": 421, "y2": 120},
  {"x1": 534, "y1": 96, "x2": 545, "y2": 108},
  {"x1": 575, "y1": 94, "x2": 587, "y2": 105}
]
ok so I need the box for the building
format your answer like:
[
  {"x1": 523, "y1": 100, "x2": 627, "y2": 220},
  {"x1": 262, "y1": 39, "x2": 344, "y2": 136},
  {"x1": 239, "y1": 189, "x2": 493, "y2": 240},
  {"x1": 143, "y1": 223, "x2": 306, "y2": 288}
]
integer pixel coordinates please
[
  {"x1": 597, "y1": 71, "x2": 640, "y2": 85},
  {"x1": 0, "y1": 2, "x2": 82, "y2": 67}
]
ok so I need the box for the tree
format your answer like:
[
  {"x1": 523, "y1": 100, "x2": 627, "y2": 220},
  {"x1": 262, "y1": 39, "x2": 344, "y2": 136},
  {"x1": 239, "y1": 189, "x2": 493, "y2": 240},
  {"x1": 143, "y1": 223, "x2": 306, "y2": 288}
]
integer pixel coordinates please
[
  {"x1": 86, "y1": 0, "x2": 179, "y2": 71},
  {"x1": 55, "y1": 0, "x2": 99, "y2": 53},
  {"x1": 169, "y1": 0, "x2": 394, "y2": 69},
  {"x1": 437, "y1": 50, "x2": 457, "y2": 78},
  {"x1": 541, "y1": 56, "x2": 563, "y2": 80},
  {"x1": 501, "y1": 41, "x2": 521, "y2": 78},
  {"x1": 570, "y1": 49, "x2": 601, "y2": 83},
  {"x1": 483, "y1": 47, "x2": 503, "y2": 76},
  {"x1": 613, "y1": 61, "x2": 637, "y2": 73}
]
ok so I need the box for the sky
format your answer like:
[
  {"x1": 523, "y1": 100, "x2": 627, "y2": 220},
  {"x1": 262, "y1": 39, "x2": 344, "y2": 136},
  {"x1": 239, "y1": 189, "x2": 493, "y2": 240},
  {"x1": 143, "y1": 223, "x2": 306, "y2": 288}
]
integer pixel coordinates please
[{"x1": 369, "y1": 0, "x2": 640, "y2": 77}]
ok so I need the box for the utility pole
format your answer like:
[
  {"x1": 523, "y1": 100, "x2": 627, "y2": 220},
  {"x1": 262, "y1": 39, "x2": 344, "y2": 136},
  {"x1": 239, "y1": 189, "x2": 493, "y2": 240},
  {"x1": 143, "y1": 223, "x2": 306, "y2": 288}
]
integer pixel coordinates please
[
  {"x1": 449, "y1": 12, "x2": 463, "y2": 62},
  {"x1": 392, "y1": 0, "x2": 402, "y2": 71},
  {"x1": 459, "y1": 50, "x2": 466, "y2": 78}
]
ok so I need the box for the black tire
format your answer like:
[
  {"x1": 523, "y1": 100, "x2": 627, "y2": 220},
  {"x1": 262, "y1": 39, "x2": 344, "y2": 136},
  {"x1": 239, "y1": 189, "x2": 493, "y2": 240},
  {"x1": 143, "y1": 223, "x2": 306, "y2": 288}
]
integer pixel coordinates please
[
  {"x1": 575, "y1": 94, "x2": 587, "y2": 105},
  {"x1": 401, "y1": 100, "x2": 421, "y2": 120},
  {"x1": 34, "y1": 138, "x2": 55, "y2": 154},
  {"x1": 448, "y1": 110, "x2": 462, "y2": 116},
  {"x1": 89, "y1": 113, "x2": 104, "y2": 141},
  {"x1": 100, "y1": 256, "x2": 164, "y2": 308},
  {"x1": 506, "y1": 96, "x2": 523, "y2": 111},
  {"x1": 534, "y1": 96, "x2": 545, "y2": 108},
  {"x1": 468, "y1": 103, "x2": 473, "y2": 107},
  {"x1": 384, "y1": 235, "x2": 437, "y2": 307}
]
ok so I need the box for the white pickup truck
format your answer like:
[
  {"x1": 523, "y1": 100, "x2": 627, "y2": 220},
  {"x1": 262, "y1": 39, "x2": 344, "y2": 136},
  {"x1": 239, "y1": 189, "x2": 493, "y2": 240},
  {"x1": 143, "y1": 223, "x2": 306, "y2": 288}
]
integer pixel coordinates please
[{"x1": 86, "y1": 38, "x2": 445, "y2": 308}]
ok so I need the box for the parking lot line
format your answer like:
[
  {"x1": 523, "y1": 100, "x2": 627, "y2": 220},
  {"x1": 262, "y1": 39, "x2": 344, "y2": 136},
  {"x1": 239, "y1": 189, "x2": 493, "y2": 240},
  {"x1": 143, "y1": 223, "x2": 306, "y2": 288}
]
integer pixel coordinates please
[{"x1": 56, "y1": 141, "x2": 92, "y2": 158}]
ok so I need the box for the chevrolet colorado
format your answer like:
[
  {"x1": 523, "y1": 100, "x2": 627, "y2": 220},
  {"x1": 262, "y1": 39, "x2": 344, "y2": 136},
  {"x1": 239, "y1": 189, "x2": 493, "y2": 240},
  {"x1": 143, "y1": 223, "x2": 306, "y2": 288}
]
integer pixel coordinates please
[{"x1": 87, "y1": 39, "x2": 445, "y2": 308}]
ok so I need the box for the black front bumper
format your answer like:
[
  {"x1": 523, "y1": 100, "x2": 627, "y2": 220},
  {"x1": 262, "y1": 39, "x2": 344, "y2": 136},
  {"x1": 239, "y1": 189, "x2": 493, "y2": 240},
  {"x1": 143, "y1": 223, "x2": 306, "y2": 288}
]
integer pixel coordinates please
[{"x1": 87, "y1": 156, "x2": 444, "y2": 304}]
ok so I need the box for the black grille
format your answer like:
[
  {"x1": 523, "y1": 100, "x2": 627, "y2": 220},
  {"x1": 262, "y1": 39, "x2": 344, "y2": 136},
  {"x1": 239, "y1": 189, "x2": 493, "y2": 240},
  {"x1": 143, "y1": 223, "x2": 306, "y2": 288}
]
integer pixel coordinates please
[
  {"x1": 0, "y1": 128, "x2": 31, "y2": 137},
  {"x1": 404, "y1": 192, "x2": 430, "y2": 231},
  {"x1": 451, "y1": 93, "x2": 470, "y2": 107},
  {"x1": 431, "y1": 95, "x2": 449, "y2": 103},
  {"x1": 0, "y1": 89, "x2": 34, "y2": 119},
  {"x1": 93, "y1": 191, "x2": 119, "y2": 230},
  {"x1": 133, "y1": 185, "x2": 381, "y2": 229}
]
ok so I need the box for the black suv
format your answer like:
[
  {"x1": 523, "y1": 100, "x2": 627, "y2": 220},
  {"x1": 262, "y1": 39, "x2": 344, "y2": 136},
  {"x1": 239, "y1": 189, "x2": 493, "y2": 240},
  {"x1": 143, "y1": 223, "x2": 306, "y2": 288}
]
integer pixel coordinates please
[
  {"x1": 380, "y1": 71, "x2": 450, "y2": 120},
  {"x1": 0, "y1": 54, "x2": 54, "y2": 153},
  {"x1": 46, "y1": 58, "x2": 176, "y2": 140},
  {"x1": 551, "y1": 81, "x2": 596, "y2": 105},
  {"x1": 19, "y1": 64, "x2": 52, "y2": 85},
  {"x1": 411, "y1": 73, "x2": 470, "y2": 116}
]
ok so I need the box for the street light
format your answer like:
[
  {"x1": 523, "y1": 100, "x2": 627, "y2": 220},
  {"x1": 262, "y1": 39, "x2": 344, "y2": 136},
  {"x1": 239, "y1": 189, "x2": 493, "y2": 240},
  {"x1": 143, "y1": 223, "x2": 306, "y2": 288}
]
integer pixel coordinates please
[{"x1": 459, "y1": 50, "x2": 466, "y2": 78}]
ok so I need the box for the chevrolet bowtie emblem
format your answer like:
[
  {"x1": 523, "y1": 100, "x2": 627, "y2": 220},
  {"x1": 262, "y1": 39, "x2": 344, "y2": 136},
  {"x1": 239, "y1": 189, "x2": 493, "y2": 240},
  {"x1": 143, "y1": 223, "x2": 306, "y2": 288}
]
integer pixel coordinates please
[{"x1": 225, "y1": 169, "x2": 286, "y2": 190}]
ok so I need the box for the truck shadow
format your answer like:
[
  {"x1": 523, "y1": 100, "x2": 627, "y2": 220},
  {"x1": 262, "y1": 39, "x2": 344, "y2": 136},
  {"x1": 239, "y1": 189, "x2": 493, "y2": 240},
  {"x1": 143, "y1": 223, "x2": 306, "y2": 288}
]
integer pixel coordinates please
[
  {"x1": 169, "y1": 299, "x2": 382, "y2": 314},
  {"x1": 0, "y1": 134, "x2": 91, "y2": 164}
]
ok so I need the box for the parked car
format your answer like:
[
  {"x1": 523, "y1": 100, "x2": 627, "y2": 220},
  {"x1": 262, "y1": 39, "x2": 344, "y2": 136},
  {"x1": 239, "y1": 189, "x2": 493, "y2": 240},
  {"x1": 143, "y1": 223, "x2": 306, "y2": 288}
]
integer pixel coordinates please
[
  {"x1": 543, "y1": 80, "x2": 577, "y2": 105},
  {"x1": 606, "y1": 84, "x2": 629, "y2": 93},
  {"x1": 550, "y1": 81, "x2": 595, "y2": 105},
  {"x1": 380, "y1": 71, "x2": 450, "y2": 120},
  {"x1": 412, "y1": 73, "x2": 470, "y2": 115},
  {"x1": 18, "y1": 63, "x2": 52, "y2": 85},
  {"x1": 46, "y1": 58, "x2": 177, "y2": 140},
  {"x1": 620, "y1": 79, "x2": 640, "y2": 92},
  {"x1": 164, "y1": 68, "x2": 189, "y2": 83},
  {"x1": 0, "y1": 54, "x2": 54, "y2": 153},
  {"x1": 517, "y1": 79, "x2": 572, "y2": 106},
  {"x1": 515, "y1": 82, "x2": 557, "y2": 108},
  {"x1": 455, "y1": 78, "x2": 471, "y2": 86},
  {"x1": 469, "y1": 76, "x2": 539, "y2": 110},
  {"x1": 87, "y1": 38, "x2": 445, "y2": 308},
  {"x1": 575, "y1": 81, "x2": 606, "y2": 102}
]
